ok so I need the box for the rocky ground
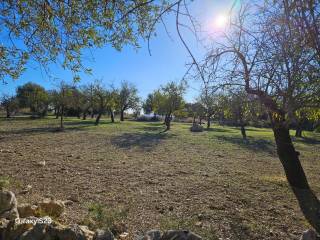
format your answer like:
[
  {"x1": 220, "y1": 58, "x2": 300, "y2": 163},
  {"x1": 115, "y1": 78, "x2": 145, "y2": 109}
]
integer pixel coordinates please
[{"x1": 0, "y1": 117, "x2": 319, "y2": 239}]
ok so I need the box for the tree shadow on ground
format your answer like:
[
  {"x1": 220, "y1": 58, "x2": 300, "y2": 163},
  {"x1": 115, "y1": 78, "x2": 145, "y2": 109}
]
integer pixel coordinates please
[
  {"x1": 293, "y1": 136, "x2": 320, "y2": 145},
  {"x1": 111, "y1": 132, "x2": 174, "y2": 151},
  {"x1": 64, "y1": 119, "x2": 118, "y2": 126},
  {"x1": 0, "y1": 125, "x2": 91, "y2": 137},
  {"x1": 135, "y1": 125, "x2": 164, "y2": 132},
  {"x1": 204, "y1": 127, "x2": 236, "y2": 133},
  {"x1": 215, "y1": 135, "x2": 276, "y2": 155}
]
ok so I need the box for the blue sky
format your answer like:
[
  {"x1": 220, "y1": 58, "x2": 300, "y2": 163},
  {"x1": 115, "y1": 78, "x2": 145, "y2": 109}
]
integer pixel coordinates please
[{"x1": 1, "y1": 0, "x2": 238, "y2": 102}]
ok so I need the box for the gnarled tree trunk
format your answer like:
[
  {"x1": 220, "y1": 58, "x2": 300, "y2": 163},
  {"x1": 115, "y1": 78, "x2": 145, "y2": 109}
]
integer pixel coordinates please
[
  {"x1": 273, "y1": 120, "x2": 320, "y2": 233},
  {"x1": 95, "y1": 112, "x2": 102, "y2": 125}
]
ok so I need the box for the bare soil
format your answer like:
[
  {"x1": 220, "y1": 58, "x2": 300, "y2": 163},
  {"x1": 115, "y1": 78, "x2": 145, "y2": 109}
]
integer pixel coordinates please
[{"x1": 0, "y1": 117, "x2": 319, "y2": 239}]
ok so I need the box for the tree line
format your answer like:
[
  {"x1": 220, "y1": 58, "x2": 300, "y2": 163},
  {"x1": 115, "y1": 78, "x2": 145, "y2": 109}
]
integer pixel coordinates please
[
  {"x1": 2, "y1": 80, "x2": 318, "y2": 137},
  {"x1": 0, "y1": 80, "x2": 139, "y2": 129}
]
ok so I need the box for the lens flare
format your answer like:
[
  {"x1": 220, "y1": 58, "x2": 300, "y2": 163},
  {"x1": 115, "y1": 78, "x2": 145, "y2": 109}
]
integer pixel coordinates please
[{"x1": 214, "y1": 14, "x2": 228, "y2": 28}]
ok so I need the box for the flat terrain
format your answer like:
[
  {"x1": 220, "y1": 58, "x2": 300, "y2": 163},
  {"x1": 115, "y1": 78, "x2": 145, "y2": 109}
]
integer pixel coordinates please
[{"x1": 0, "y1": 116, "x2": 319, "y2": 239}]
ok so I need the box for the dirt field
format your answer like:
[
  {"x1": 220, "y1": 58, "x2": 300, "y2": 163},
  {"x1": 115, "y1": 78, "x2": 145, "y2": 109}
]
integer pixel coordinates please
[{"x1": 0, "y1": 116, "x2": 319, "y2": 239}]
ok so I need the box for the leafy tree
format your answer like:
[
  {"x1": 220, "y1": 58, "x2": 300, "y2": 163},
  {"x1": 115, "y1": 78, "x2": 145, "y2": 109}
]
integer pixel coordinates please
[
  {"x1": 48, "y1": 89, "x2": 62, "y2": 118},
  {"x1": 143, "y1": 93, "x2": 155, "y2": 114},
  {"x1": 223, "y1": 91, "x2": 255, "y2": 140},
  {"x1": 93, "y1": 83, "x2": 108, "y2": 125},
  {"x1": 54, "y1": 83, "x2": 75, "y2": 129},
  {"x1": 92, "y1": 82, "x2": 119, "y2": 125},
  {"x1": 0, "y1": 1, "x2": 163, "y2": 82},
  {"x1": 0, "y1": 95, "x2": 19, "y2": 118},
  {"x1": 185, "y1": 102, "x2": 206, "y2": 124},
  {"x1": 199, "y1": 89, "x2": 219, "y2": 129},
  {"x1": 16, "y1": 82, "x2": 48, "y2": 117},
  {"x1": 80, "y1": 84, "x2": 96, "y2": 120},
  {"x1": 152, "y1": 81, "x2": 186, "y2": 131},
  {"x1": 294, "y1": 108, "x2": 320, "y2": 137},
  {"x1": 118, "y1": 81, "x2": 139, "y2": 121},
  {"x1": 206, "y1": 0, "x2": 320, "y2": 232}
]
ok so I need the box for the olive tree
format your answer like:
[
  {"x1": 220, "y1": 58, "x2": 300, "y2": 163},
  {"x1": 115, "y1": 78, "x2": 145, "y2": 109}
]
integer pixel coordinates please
[
  {"x1": 118, "y1": 81, "x2": 139, "y2": 121},
  {"x1": 0, "y1": 94, "x2": 19, "y2": 118},
  {"x1": 205, "y1": 0, "x2": 320, "y2": 232},
  {"x1": 152, "y1": 81, "x2": 186, "y2": 131}
]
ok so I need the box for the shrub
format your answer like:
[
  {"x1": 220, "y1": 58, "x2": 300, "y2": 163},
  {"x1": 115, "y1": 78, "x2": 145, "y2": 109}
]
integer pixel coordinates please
[{"x1": 81, "y1": 203, "x2": 128, "y2": 235}]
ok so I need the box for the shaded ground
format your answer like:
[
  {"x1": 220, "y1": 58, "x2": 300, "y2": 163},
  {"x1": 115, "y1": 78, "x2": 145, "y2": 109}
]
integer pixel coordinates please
[{"x1": 0, "y1": 117, "x2": 320, "y2": 239}]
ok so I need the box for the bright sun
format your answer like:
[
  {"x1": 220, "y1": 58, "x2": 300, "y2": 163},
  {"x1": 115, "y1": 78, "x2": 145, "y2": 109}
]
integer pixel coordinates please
[{"x1": 214, "y1": 14, "x2": 229, "y2": 28}]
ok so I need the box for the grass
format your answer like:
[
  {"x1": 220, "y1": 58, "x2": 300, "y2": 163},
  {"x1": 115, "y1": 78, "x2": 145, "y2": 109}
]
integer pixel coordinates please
[{"x1": 0, "y1": 116, "x2": 319, "y2": 239}]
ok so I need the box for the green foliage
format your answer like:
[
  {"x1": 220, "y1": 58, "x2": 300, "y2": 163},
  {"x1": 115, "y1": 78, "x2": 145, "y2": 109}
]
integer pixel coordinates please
[
  {"x1": 119, "y1": 81, "x2": 139, "y2": 112},
  {"x1": 0, "y1": 95, "x2": 19, "y2": 117},
  {"x1": 0, "y1": 1, "x2": 165, "y2": 81},
  {"x1": 0, "y1": 176, "x2": 10, "y2": 190},
  {"x1": 142, "y1": 93, "x2": 155, "y2": 114},
  {"x1": 185, "y1": 102, "x2": 206, "y2": 119},
  {"x1": 151, "y1": 81, "x2": 187, "y2": 117},
  {"x1": 16, "y1": 82, "x2": 49, "y2": 116},
  {"x1": 82, "y1": 202, "x2": 128, "y2": 233}
]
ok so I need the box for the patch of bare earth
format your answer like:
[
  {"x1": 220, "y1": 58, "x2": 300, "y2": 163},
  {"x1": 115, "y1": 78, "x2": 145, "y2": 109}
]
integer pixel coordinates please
[{"x1": 0, "y1": 118, "x2": 319, "y2": 239}]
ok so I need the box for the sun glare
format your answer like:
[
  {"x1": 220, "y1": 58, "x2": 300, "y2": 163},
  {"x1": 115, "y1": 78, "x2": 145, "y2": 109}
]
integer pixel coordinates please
[{"x1": 214, "y1": 14, "x2": 229, "y2": 29}]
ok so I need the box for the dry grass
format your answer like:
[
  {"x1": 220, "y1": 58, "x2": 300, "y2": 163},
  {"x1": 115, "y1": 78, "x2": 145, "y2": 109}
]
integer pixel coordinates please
[{"x1": 0, "y1": 116, "x2": 319, "y2": 239}]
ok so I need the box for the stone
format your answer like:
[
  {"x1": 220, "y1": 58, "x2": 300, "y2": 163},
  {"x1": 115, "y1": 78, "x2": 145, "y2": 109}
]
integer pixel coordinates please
[
  {"x1": 195, "y1": 221, "x2": 203, "y2": 227},
  {"x1": 143, "y1": 230, "x2": 162, "y2": 240},
  {"x1": 38, "y1": 199, "x2": 65, "y2": 217},
  {"x1": 0, "y1": 190, "x2": 19, "y2": 220},
  {"x1": 161, "y1": 230, "x2": 202, "y2": 240},
  {"x1": 37, "y1": 161, "x2": 46, "y2": 167},
  {"x1": 93, "y1": 229, "x2": 114, "y2": 240},
  {"x1": 18, "y1": 204, "x2": 39, "y2": 218},
  {"x1": 55, "y1": 224, "x2": 86, "y2": 240},
  {"x1": 79, "y1": 225, "x2": 95, "y2": 239},
  {"x1": 190, "y1": 124, "x2": 203, "y2": 132},
  {"x1": 119, "y1": 232, "x2": 129, "y2": 239},
  {"x1": 18, "y1": 223, "x2": 47, "y2": 240},
  {"x1": 6, "y1": 218, "x2": 35, "y2": 240},
  {"x1": 0, "y1": 218, "x2": 10, "y2": 239},
  {"x1": 300, "y1": 229, "x2": 317, "y2": 240}
]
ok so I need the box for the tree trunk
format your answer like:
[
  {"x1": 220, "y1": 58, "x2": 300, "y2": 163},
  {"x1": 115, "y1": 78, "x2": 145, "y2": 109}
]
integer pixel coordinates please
[
  {"x1": 120, "y1": 110, "x2": 124, "y2": 121},
  {"x1": 295, "y1": 127, "x2": 303, "y2": 137},
  {"x1": 295, "y1": 118, "x2": 303, "y2": 137},
  {"x1": 60, "y1": 106, "x2": 64, "y2": 130},
  {"x1": 207, "y1": 116, "x2": 211, "y2": 129},
  {"x1": 273, "y1": 121, "x2": 320, "y2": 233},
  {"x1": 95, "y1": 112, "x2": 102, "y2": 125},
  {"x1": 165, "y1": 114, "x2": 171, "y2": 131},
  {"x1": 5, "y1": 107, "x2": 10, "y2": 118},
  {"x1": 91, "y1": 112, "x2": 94, "y2": 118},
  {"x1": 240, "y1": 124, "x2": 247, "y2": 140},
  {"x1": 240, "y1": 118, "x2": 247, "y2": 140},
  {"x1": 82, "y1": 112, "x2": 87, "y2": 120},
  {"x1": 110, "y1": 110, "x2": 115, "y2": 123},
  {"x1": 55, "y1": 107, "x2": 60, "y2": 119}
]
